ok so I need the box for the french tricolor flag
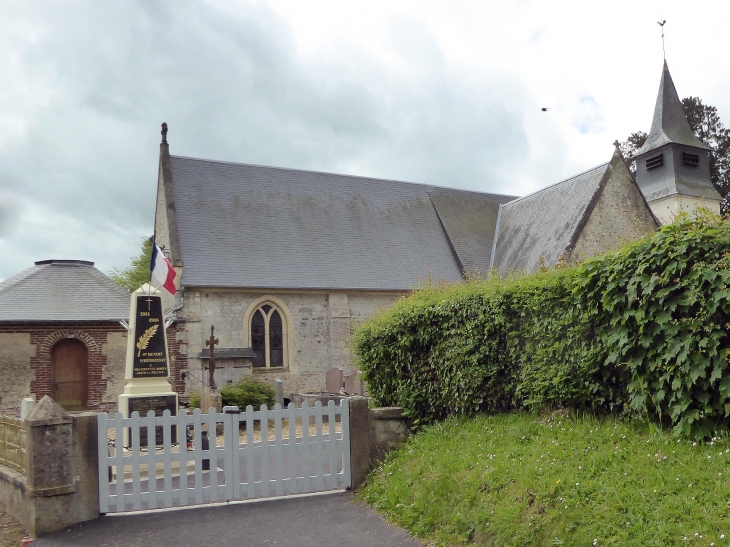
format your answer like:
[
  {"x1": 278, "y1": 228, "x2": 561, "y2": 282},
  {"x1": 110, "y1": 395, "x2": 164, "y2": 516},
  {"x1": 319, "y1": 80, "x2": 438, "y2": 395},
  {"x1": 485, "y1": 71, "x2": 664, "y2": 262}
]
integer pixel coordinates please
[{"x1": 150, "y1": 243, "x2": 177, "y2": 295}]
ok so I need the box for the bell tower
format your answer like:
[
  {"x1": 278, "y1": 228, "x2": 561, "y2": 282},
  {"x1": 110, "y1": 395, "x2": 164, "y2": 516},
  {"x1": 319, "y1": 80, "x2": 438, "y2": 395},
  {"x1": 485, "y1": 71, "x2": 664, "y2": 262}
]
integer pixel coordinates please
[{"x1": 634, "y1": 62, "x2": 721, "y2": 224}]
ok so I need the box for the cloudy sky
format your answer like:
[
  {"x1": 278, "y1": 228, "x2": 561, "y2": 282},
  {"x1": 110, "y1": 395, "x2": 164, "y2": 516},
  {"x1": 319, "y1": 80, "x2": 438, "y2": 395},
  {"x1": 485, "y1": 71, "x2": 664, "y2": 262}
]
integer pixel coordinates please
[{"x1": 1, "y1": 0, "x2": 729, "y2": 282}]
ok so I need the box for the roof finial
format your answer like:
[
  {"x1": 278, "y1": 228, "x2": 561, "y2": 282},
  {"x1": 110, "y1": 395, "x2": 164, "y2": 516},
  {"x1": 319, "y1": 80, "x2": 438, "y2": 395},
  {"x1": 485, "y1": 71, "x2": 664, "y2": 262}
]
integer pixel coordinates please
[
  {"x1": 657, "y1": 19, "x2": 667, "y2": 61},
  {"x1": 161, "y1": 122, "x2": 168, "y2": 144}
]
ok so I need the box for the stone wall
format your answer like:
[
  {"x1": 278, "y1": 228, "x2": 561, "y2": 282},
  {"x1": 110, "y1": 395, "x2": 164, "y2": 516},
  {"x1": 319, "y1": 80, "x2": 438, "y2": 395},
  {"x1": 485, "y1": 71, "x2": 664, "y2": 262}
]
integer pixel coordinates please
[
  {"x1": 348, "y1": 397, "x2": 411, "y2": 489},
  {"x1": 649, "y1": 194, "x2": 721, "y2": 225},
  {"x1": 179, "y1": 290, "x2": 401, "y2": 397},
  {"x1": 0, "y1": 398, "x2": 99, "y2": 538},
  {"x1": 0, "y1": 323, "x2": 128, "y2": 412},
  {"x1": 571, "y1": 160, "x2": 657, "y2": 262},
  {"x1": 0, "y1": 333, "x2": 35, "y2": 410}
]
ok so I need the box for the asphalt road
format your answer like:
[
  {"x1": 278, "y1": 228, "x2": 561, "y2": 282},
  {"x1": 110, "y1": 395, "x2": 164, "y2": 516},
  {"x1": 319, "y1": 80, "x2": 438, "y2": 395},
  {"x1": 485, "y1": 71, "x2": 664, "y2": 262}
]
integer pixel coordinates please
[{"x1": 32, "y1": 491, "x2": 424, "y2": 547}]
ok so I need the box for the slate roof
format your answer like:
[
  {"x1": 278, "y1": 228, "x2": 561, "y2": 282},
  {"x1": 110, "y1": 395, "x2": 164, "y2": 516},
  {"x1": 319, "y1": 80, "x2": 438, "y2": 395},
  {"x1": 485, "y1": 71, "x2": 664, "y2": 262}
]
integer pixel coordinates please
[
  {"x1": 491, "y1": 163, "x2": 610, "y2": 275},
  {"x1": 637, "y1": 61, "x2": 709, "y2": 155},
  {"x1": 0, "y1": 260, "x2": 130, "y2": 322},
  {"x1": 428, "y1": 188, "x2": 516, "y2": 276},
  {"x1": 168, "y1": 156, "x2": 515, "y2": 290}
]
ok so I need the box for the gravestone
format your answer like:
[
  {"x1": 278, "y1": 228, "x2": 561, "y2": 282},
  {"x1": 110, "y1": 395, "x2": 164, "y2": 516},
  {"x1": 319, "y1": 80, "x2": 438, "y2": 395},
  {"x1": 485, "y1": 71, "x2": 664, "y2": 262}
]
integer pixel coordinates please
[
  {"x1": 326, "y1": 367, "x2": 344, "y2": 394},
  {"x1": 272, "y1": 379, "x2": 284, "y2": 407},
  {"x1": 118, "y1": 285, "x2": 178, "y2": 446},
  {"x1": 344, "y1": 371, "x2": 365, "y2": 395}
]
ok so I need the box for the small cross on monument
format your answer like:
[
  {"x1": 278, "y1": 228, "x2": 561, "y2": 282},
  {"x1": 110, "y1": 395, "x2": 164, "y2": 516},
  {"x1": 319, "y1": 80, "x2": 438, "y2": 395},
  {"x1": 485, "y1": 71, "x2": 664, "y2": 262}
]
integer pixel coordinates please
[{"x1": 206, "y1": 325, "x2": 219, "y2": 390}]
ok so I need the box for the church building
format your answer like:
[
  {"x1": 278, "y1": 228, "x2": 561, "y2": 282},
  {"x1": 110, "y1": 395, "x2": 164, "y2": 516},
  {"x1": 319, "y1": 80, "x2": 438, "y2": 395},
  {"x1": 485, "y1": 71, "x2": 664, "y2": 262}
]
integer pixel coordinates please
[{"x1": 154, "y1": 62, "x2": 719, "y2": 398}]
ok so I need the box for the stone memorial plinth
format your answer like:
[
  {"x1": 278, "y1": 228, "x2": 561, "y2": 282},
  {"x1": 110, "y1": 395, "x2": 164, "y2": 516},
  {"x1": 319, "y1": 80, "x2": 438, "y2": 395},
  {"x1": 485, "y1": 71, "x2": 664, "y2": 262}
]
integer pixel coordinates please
[{"x1": 118, "y1": 285, "x2": 178, "y2": 447}]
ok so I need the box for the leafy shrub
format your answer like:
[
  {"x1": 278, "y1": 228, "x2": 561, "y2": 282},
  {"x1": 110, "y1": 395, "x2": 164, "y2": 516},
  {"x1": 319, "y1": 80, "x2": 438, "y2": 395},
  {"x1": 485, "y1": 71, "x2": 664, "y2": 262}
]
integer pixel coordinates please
[
  {"x1": 576, "y1": 214, "x2": 730, "y2": 439},
  {"x1": 508, "y1": 271, "x2": 627, "y2": 413},
  {"x1": 355, "y1": 214, "x2": 730, "y2": 439},
  {"x1": 189, "y1": 392, "x2": 202, "y2": 409},
  {"x1": 355, "y1": 280, "x2": 518, "y2": 425},
  {"x1": 220, "y1": 377, "x2": 276, "y2": 410}
]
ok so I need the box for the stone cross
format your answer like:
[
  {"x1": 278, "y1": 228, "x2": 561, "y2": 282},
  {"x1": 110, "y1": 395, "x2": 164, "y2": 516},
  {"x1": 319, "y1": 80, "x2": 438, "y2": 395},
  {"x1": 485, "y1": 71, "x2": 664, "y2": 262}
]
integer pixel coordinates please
[{"x1": 206, "y1": 325, "x2": 219, "y2": 390}]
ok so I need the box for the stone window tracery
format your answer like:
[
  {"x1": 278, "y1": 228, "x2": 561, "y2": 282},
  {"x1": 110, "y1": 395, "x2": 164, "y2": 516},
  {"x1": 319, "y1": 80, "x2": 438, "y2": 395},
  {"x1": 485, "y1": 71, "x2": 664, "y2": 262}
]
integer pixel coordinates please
[{"x1": 249, "y1": 302, "x2": 287, "y2": 368}]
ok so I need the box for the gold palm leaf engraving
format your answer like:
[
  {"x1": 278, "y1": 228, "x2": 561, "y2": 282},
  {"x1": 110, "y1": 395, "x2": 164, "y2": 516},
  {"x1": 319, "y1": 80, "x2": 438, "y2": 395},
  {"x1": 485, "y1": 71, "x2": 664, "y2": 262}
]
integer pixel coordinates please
[{"x1": 136, "y1": 325, "x2": 159, "y2": 357}]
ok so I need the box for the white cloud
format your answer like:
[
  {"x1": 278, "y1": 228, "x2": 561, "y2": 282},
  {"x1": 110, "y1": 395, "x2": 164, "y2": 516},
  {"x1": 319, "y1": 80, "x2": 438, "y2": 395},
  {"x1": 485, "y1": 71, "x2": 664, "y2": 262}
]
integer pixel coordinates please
[{"x1": 0, "y1": 0, "x2": 729, "y2": 280}]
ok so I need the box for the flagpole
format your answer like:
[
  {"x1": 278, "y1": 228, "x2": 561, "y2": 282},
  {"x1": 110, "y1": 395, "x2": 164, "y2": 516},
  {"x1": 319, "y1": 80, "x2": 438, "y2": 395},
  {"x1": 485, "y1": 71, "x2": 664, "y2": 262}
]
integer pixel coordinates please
[{"x1": 148, "y1": 233, "x2": 155, "y2": 295}]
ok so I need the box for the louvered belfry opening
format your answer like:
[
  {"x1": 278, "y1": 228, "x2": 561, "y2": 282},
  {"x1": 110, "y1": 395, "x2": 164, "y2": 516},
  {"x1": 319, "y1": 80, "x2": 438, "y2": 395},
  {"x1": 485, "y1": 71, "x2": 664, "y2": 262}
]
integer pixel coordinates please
[
  {"x1": 683, "y1": 152, "x2": 700, "y2": 167},
  {"x1": 646, "y1": 153, "x2": 664, "y2": 170}
]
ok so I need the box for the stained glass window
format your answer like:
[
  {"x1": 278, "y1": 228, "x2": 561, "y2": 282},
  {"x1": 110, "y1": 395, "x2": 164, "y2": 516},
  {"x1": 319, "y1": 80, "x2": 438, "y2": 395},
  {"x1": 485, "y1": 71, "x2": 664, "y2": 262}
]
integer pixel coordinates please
[
  {"x1": 249, "y1": 303, "x2": 287, "y2": 369},
  {"x1": 251, "y1": 310, "x2": 266, "y2": 368}
]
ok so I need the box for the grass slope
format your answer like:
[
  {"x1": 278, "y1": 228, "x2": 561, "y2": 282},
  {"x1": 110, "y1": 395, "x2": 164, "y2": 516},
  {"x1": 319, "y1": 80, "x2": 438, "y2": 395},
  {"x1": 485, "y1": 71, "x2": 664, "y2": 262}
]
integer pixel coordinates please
[{"x1": 359, "y1": 413, "x2": 730, "y2": 546}]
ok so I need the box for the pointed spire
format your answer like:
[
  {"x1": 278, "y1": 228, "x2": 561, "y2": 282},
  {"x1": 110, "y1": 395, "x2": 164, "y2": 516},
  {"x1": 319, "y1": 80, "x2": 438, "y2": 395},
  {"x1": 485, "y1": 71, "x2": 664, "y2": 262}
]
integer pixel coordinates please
[{"x1": 636, "y1": 61, "x2": 709, "y2": 155}]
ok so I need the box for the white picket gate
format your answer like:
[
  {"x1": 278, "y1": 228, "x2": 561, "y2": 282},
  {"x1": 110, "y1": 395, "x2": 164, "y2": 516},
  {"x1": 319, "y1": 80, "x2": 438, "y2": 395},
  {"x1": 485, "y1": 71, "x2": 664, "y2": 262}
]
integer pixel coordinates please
[{"x1": 97, "y1": 400, "x2": 351, "y2": 513}]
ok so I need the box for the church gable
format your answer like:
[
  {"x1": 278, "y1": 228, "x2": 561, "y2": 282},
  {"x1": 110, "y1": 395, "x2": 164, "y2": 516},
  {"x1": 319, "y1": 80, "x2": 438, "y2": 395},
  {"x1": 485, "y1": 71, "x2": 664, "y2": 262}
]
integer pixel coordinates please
[
  {"x1": 491, "y1": 162, "x2": 611, "y2": 275},
  {"x1": 570, "y1": 150, "x2": 658, "y2": 263}
]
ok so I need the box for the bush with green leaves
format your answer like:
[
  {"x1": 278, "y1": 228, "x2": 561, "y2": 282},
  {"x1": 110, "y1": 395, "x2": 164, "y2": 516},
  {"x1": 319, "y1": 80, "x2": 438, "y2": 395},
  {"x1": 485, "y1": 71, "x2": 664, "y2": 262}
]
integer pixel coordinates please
[
  {"x1": 355, "y1": 214, "x2": 730, "y2": 439},
  {"x1": 576, "y1": 214, "x2": 730, "y2": 438},
  {"x1": 220, "y1": 376, "x2": 276, "y2": 410}
]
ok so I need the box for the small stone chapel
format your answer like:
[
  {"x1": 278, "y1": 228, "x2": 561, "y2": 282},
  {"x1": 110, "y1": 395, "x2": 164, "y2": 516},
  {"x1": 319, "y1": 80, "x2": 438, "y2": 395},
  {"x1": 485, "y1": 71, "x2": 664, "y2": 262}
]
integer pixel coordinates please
[{"x1": 154, "y1": 61, "x2": 721, "y2": 398}]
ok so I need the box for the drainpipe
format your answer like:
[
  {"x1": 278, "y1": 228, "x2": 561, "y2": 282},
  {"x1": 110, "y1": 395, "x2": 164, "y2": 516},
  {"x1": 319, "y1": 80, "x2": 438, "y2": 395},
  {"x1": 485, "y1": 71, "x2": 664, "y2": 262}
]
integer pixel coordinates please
[{"x1": 164, "y1": 287, "x2": 185, "y2": 329}]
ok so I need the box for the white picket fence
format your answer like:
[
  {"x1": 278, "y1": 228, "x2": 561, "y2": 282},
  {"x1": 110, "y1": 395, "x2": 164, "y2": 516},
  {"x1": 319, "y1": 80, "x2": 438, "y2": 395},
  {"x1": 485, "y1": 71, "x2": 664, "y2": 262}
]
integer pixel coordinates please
[{"x1": 97, "y1": 400, "x2": 351, "y2": 513}]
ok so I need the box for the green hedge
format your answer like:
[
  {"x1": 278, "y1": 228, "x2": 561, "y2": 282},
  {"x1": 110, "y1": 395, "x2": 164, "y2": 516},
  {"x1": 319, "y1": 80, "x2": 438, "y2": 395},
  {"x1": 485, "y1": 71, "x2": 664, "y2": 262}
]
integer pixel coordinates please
[{"x1": 354, "y1": 214, "x2": 730, "y2": 439}]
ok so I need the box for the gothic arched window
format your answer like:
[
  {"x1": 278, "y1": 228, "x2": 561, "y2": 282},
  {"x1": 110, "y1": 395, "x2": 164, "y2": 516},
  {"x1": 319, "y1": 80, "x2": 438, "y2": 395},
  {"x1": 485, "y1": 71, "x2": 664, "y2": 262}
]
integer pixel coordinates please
[{"x1": 249, "y1": 303, "x2": 286, "y2": 368}]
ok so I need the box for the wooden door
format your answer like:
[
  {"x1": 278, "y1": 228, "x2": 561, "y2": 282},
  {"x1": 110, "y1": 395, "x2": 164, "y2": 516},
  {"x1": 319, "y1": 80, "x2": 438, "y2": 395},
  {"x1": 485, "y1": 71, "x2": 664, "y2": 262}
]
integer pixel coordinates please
[{"x1": 51, "y1": 339, "x2": 88, "y2": 410}]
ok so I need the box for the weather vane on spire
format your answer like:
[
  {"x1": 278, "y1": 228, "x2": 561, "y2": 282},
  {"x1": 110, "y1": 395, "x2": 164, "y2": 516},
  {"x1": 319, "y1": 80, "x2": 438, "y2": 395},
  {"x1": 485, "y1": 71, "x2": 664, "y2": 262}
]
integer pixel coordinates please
[{"x1": 657, "y1": 19, "x2": 667, "y2": 61}]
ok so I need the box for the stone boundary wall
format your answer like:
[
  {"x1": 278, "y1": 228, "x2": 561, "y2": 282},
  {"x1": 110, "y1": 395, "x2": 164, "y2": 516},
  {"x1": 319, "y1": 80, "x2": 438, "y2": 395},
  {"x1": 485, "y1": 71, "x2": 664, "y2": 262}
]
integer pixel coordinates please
[
  {"x1": 0, "y1": 416, "x2": 26, "y2": 473},
  {"x1": 0, "y1": 397, "x2": 99, "y2": 538},
  {"x1": 348, "y1": 397, "x2": 410, "y2": 489}
]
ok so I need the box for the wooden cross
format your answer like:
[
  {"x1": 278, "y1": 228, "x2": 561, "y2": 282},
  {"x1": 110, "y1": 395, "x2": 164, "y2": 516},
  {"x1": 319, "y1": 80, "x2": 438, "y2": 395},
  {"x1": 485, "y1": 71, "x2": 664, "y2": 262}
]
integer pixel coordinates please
[{"x1": 205, "y1": 325, "x2": 219, "y2": 390}]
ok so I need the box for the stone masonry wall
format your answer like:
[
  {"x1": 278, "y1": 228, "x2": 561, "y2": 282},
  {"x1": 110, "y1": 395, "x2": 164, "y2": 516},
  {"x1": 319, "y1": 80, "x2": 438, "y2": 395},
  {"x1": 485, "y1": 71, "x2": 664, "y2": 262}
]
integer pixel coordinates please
[
  {"x1": 649, "y1": 194, "x2": 721, "y2": 226},
  {"x1": 571, "y1": 160, "x2": 657, "y2": 262},
  {"x1": 0, "y1": 333, "x2": 35, "y2": 411},
  {"x1": 0, "y1": 323, "x2": 127, "y2": 413},
  {"x1": 180, "y1": 290, "x2": 402, "y2": 397}
]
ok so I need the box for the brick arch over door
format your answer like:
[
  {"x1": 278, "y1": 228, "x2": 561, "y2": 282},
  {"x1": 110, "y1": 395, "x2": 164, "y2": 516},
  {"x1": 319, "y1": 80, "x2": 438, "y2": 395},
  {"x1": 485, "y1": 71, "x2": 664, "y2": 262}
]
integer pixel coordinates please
[
  {"x1": 32, "y1": 329, "x2": 106, "y2": 409},
  {"x1": 51, "y1": 338, "x2": 88, "y2": 410}
]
